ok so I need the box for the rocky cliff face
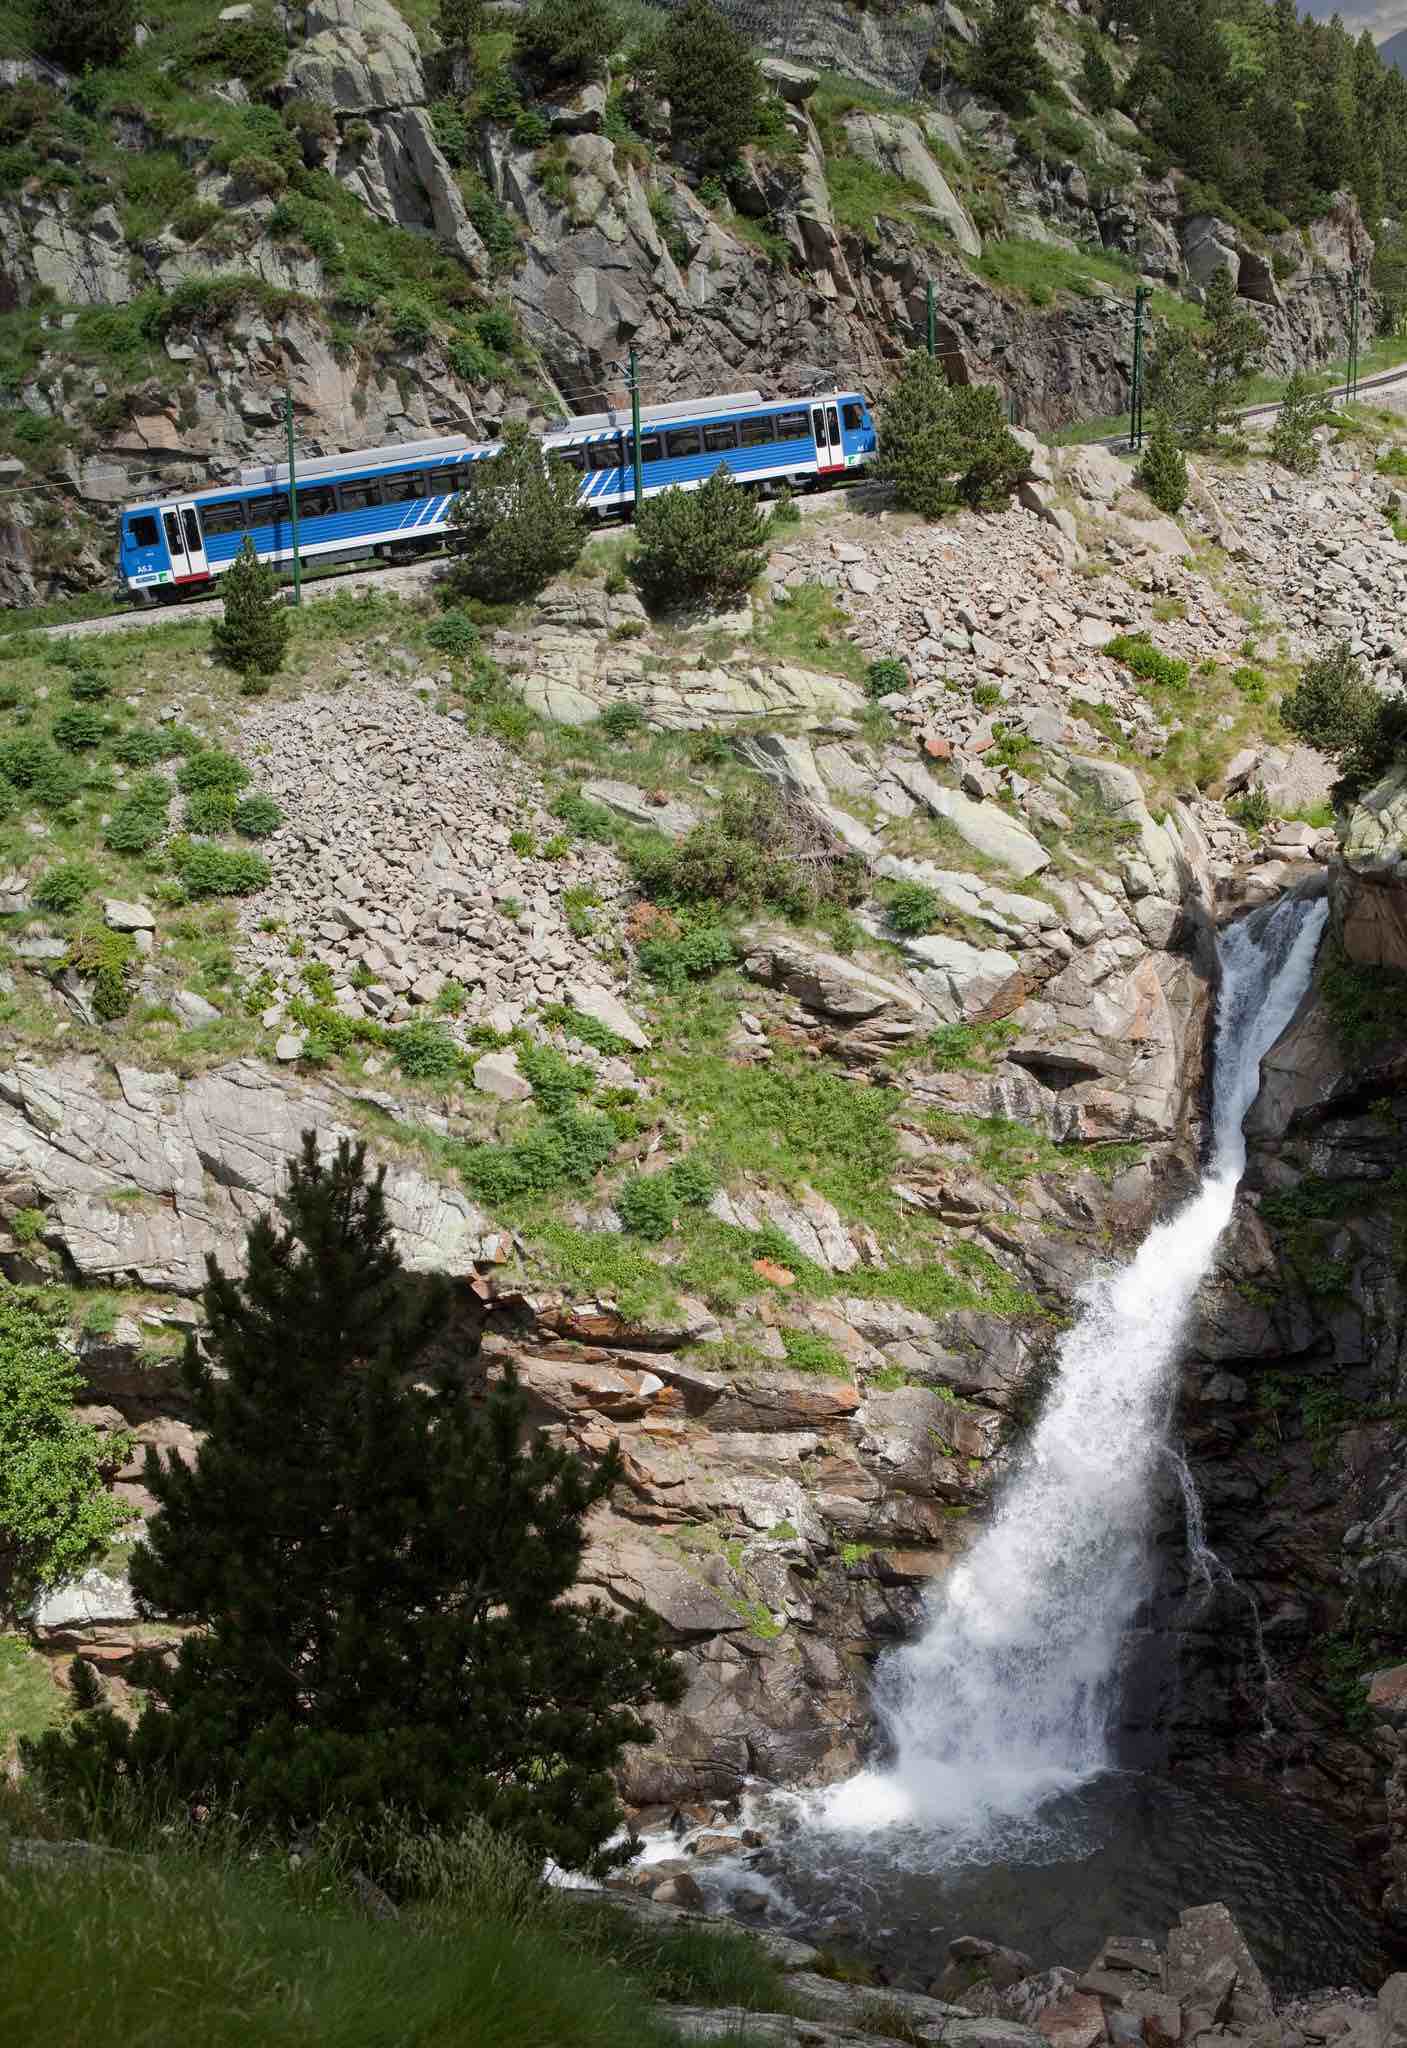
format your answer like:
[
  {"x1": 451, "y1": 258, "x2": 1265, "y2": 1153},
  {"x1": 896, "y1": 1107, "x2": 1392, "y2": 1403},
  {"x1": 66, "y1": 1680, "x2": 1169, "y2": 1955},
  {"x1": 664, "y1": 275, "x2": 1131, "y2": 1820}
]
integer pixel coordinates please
[{"x1": 0, "y1": 0, "x2": 1375, "y2": 608}]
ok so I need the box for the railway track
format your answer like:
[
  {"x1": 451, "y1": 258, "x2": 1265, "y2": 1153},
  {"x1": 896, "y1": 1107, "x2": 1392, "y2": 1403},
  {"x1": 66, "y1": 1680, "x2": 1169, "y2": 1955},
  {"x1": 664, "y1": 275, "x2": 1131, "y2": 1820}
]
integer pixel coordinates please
[{"x1": 20, "y1": 365, "x2": 1407, "y2": 644}]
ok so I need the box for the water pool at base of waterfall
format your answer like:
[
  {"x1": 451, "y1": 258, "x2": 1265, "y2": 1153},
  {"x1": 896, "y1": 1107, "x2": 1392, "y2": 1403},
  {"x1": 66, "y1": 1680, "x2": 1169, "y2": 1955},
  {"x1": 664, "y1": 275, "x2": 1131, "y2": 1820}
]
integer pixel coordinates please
[{"x1": 714, "y1": 1770, "x2": 1389, "y2": 1994}]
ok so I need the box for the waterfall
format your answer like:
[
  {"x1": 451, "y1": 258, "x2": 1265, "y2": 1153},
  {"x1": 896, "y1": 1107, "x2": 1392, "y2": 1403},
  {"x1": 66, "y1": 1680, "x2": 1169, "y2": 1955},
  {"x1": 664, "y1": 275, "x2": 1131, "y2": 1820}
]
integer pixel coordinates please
[{"x1": 824, "y1": 895, "x2": 1327, "y2": 1843}]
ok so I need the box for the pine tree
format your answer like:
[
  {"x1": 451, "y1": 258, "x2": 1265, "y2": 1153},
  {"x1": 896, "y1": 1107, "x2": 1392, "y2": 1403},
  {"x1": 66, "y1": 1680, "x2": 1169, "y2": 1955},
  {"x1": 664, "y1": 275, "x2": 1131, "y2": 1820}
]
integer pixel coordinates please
[
  {"x1": 446, "y1": 425, "x2": 588, "y2": 602},
  {"x1": 971, "y1": 0, "x2": 1050, "y2": 116},
  {"x1": 1270, "y1": 371, "x2": 1322, "y2": 477},
  {"x1": 1201, "y1": 269, "x2": 1266, "y2": 429},
  {"x1": 877, "y1": 356, "x2": 1024, "y2": 519},
  {"x1": 40, "y1": 0, "x2": 136, "y2": 68},
  {"x1": 1080, "y1": 33, "x2": 1117, "y2": 116},
  {"x1": 633, "y1": 465, "x2": 770, "y2": 608},
  {"x1": 649, "y1": 0, "x2": 761, "y2": 173},
  {"x1": 25, "y1": 1138, "x2": 682, "y2": 1874},
  {"x1": 211, "y1": 537, "x2": 290, "y2": 685},
  {"x1": 1137, "y1": 411, "x2": 1189, "y2": 516}
]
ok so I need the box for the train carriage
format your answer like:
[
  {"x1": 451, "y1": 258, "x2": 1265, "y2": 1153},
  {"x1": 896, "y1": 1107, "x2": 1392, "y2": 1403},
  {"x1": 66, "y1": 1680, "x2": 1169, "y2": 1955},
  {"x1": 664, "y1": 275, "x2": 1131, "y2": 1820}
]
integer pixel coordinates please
[{"x1": 116, "y1": 388, "x2": 876, "y2": 603}]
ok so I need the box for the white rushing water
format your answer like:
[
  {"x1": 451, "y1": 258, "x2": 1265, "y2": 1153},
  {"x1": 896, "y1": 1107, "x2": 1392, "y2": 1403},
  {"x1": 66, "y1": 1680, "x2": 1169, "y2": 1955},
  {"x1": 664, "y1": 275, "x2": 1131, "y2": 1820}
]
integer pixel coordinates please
[{"x1": 824, "y1": 895, "x2": 1328, "y2": 1844}]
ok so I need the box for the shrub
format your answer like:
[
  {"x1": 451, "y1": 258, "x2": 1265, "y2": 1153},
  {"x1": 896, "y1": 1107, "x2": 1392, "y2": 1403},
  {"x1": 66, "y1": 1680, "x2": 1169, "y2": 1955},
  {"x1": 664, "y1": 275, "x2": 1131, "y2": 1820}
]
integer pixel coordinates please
[
  {"x1": 1079, "y1": 32, "x2": 1117, "y2": 114},
  {"x1": 866, "y1": 657, "x2": 908, "y2": 700},
  {"x1": 186, "y1": 788, "x2": 238, "y2": 836},
  {"x1": 1229, "y1": 787, "x2": 1272, "y2": 835},
  {"x1": 884, "y1": 881, "x2": 941, "y2": 935},
  {"x1": 228, "y1": 153, "x2": 289, "y2": 197},
  {"x1": 426, "y1": 609, "x2": 480, "y2": 655},
  {"x1": 112, "y1": 728, "x2": 170, "y2": 767},
  {"x1": 0, "y1": 1285, "x2": 130, "y2": 1610},
  {"x1": 552, "y1": 789, "x2": 616, "y2": 842},
  {"x1": 389, "y1": 297, "x2": 433, "y2": 351},
  {"x1": 1105, "y1": 633, "x2": 1189, "y2": 690},
  {"x1": 601, "y1": 700, "x2": 646, "y2": 741},
  {"x1": 195, "y1": 8, "x2": 289, "y2": 91},
  {"x1": 1137, "y1": 411, "x2": 1189, "y2": 515},
  {"x1": 65, "y1": 665, "x2": 111, "y2": 703},
  {"x1": 1270, "y1": 371, "x2": 1322, "y2": 477},
  {"x1": 447, "y1": 425, "x2": 588, "y2": 603},
  {"x1": 513, "y1": 109, "x2": 550, "y2": 147},
  {"x1": 212, "y1": 538, "x2": 290, "y2": 679},
  {"x1": 616, "y1": 1173, "x2": 677, "y2": 1242},
  {"x1": 105, "y1": 791, "x2": 168, "y2": 856},
  {"x1": 435, "y1": 0, "x2": 487, "y2": 52},
  {"x1": 458, "y1": 1109, "x2": 618, "y2": 1204},
  {"x1": 633, "y1": 468, "x2": 769, "y2": 609},
  {"x1": 475, "y1": 306, "x2": 516, "y2": 353},
  {"x1": 68, "y1": 925, "x2": 136, "y2": 1022},
  {"x1": 518, "y1": 1041, "x2": 590, "y2": 1115},
  {"x1": 178, "y1": 748, "x2": 250, "y2": 796},
  {"x1": 1281, "y1": 641, "x2": 1407, "y2": 794},
  {"x1": 391, "y1": 1019, "x2": 462, "y2": 1082},
  {"x1": 37, "y1": 0, "x2": 136, "y2": 69},
  {"x1": 632, "y1": 784, "x2": 863, "y2": 919},
  {"x1": 769, "y1": 488, "x2": 800, "y2": 527},
  {"x1": 33, "y1": 862, "x2": 96, "y2": 915},
  {"x1": 174, "y1": 842, "x2": 271, "y2": 899},
  {"x1": 636, "y1": 922, "x2": 736, "y2": 989},
  {"x1": 780, "y1": 1328, "x2": 849, "y2": 1376},
  {"x1": 645, "y1": 0, "x2": 762, "y2": 173},
  {"x1": 515, "y1": 0, "x2": 620, "y2": 87},
  {"x1": 233, "y1": 795, "x2": 281, "y2": 839},
  {"x1": 51, "y1": 706, "x2": 105, "y2": 752}
]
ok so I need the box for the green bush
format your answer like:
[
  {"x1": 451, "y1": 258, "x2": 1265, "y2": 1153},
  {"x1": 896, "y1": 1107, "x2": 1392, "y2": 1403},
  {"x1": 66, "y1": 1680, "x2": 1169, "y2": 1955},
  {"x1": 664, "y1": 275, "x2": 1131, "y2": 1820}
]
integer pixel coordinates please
[
  {"x1": 228, "y1": 153, "x2": 289, "y2": 196},
  {"x1": 518, "y1": 1041, "x2": 590, "y2": 1115},
  {"x1": 632, "y1": 784, "x2": 863, "y2": 919},
  {"x1": 178, "y1": 748, "x2": 251, "y2": 796},
  {"x1": 636, "y1": 923, "x2": 736, "y2": 989},
  {"x1": 616, "y1": 1173, "x2": 677, "y2": 1241},
  {"x1": 552, "y1": 789, "x2": 616, "y2": 842},
  {"x1": 1231, "y1": 664, "x2": 1269, "y2": 702},
  {"x1": 33, "y1": 862, "x2": 96, "y2": 915},
  {"x1": 112, "y1": 728, "x2": 171, "y2": 767},
  {"x1": 68, "y1": 925, "x2": 136, "y2": 1022},
  {"x1": 212, "y1": 538, "x2": 290, "y2": 680},
  {"x1": 391, "y1": 1019, "x2": 463, "y2": 1082},
  {"x1": 195, "y1": 8, "x2": 289, "y2": 91},
  {"x1": 389, "y1": 297, "x2": 433, "y2": 351},
  {"x1": 233, "y1": 795, "x2": 281, "y2": 839},
  {"x1": 515, "y1": 0, "x2": 620, "y2": 87},
  {"x1": 972, "y1": 0, "x2": 1052, "y2": 115},
  {"x1": 884, "y1": 881, "x2": 941, "y2": 935},
  {"x1": 36, "y1": 0, "x2": 136, "y2": 69},
  {"x1": 186, "y1": 788, "x2": 239, "y2": 836},
  {"x1": 174, "y1": 843, "x2": 271, "y2": 899},
  {"x1": 51, "y1": 706, "x2": 105, "y2": 752},
  {"x1": 779, "y1": 1328, "x2": 849, "y2": 1376},
  {"x1": 105, "y1": 793, "x2": 168, "y2": 855},
  {"x1": 1137, "y1": 411, "x2": 1189, "y2": 515},
  {"x1": 476, "y1": 307, "x2": 516, "y2": 353},
  {"x1": 1105, "y1": 633, "x2": 1189, "y2": 690},
  {"x1": 426, "y1": 610, "x2": 481, "y2": 656},
  {"x1": 865, "y1": 657, "x2": 908, "y2": 700},
  {"x1": 633, "y1": 468, "x2": 769, "y2": 609},
  {"x1": 0, "y1": 1284, "x2": 130, "y2": 1609},
  {"x1": 601, "y1": 701, "x2": 646, "y2": 741},
  {"x1": 447, "y1": 425, "x2": 588, "y2": 603},
  {"x1": 1281, "y1": 641, "x2": 1407, "y2": 794},
  {"x1": 65, "y1": 665, "x2": 111, "y2": 703},
  {"x1": 1229, "y1": 787, "x2": 1272, "y2": 836},
  {"x1": 459, "y1": 1109, "x2": 618, "y2": 1204}
]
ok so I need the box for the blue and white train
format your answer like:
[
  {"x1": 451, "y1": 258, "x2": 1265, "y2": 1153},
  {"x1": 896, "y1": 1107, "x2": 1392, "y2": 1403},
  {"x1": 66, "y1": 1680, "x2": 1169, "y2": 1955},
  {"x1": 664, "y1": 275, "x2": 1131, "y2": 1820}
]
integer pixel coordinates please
[{"x1": 116, "y1": 386, "x2": 877, "y2": 602}]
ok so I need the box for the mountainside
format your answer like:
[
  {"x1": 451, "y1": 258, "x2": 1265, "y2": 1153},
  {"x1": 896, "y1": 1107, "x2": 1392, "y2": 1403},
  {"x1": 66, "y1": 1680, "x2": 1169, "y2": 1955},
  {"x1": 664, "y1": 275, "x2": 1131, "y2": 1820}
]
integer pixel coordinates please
[{"x1": 0, "y1": 0, "x2": 1394, "y2": 610}]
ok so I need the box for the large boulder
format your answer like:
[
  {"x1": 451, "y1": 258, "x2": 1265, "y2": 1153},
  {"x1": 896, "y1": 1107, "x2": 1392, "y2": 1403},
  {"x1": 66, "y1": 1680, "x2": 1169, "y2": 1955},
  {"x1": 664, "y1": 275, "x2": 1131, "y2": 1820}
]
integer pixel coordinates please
[
  {"x1": 286, "y1": 0, "x2": 425, "y2": 111},
  {"x1": 842, "y1": 112, "x2": 982, "y2": 256}
]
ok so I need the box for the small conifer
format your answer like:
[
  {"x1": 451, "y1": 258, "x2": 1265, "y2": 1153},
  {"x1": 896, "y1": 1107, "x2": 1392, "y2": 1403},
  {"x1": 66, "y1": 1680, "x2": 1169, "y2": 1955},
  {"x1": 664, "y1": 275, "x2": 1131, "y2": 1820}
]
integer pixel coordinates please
[
  {"x1": 1137, "y1": 411, "x2": 1189, "y2": 515},
  {"x1": 632, "y1": 466, "x2": 769, "y2": 608},
  {"x1": 25, "y1": 1138, "x2": 681, "y2": 1875},
  {"x1": 211, "y1": 537, "x2": 290, "y2": 683}
]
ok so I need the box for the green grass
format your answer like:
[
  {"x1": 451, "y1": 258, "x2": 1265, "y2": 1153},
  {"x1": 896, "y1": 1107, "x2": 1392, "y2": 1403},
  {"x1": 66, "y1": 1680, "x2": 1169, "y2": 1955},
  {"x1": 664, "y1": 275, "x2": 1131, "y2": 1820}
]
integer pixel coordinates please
[
  {"x1": 975, "y1": 239, "x2": 1200, "y2": 320},
  {"x1": 0, "y1": 1832, "x2": 796, "y2": 2048},
  {"x1": 825, "y1": 155, "x2": 950, "y2": 248},
  {"x1": 0, "y1": 1638, "x2": 66, "y2": 1755},
  {"x1": 751, "y1": 584, "x2": 870, "y2": 685}
]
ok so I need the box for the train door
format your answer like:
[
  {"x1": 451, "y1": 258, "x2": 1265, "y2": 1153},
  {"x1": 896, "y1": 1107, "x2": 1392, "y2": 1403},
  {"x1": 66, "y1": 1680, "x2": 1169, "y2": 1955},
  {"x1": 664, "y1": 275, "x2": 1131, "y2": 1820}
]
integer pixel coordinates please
[
  {"x1": 161, "y1": 502, "x2": 210, "y2": 586},
  {"x1": 811, "y1": 401, "x2": 845, "y2": 478}
]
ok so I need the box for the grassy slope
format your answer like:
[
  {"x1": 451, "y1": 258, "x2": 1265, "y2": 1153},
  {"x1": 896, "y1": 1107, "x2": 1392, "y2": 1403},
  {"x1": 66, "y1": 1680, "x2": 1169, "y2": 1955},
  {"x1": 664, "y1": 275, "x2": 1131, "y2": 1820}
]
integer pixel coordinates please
[{"x1": 0, "y1": 1833, "x2": 801, "y2": 2048}]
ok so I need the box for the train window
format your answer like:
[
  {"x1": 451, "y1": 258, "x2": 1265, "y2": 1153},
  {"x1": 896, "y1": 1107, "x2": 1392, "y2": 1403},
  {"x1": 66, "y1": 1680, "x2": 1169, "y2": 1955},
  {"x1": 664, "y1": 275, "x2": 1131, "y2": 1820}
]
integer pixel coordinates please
[
  {"x1": 163, "y1": 511, "x2": 183, "y2": 557},
  {"x1": 382, "y1": 473, "x2": 426, "y2": 503},
  {"x1": 635, "y1": 434, "x2": 662, "y2": 464},
  {"x1": 338, "y1": 479, "x2": 384, "y2": 512},
  {"x1": 551, "y1": 447, "x2": 587, "y2": 472},
  {"x1": 588, "y1": 441, "x2": 623, "y2": 471},
  {"x1": 738, "y1": 416, "x2": 774, "y2": 448},
  {"x1": 703, "y1": 421, "x2": 738, "y2": 453},
  {"x1": 453, "y1": 465, "x2": 476, "y2": 490},
  {"x1": 181, "y1": 508, "x2": 202, "y2": 552},
  {"x1": 201, "y1": 501, "x2": 245, "y2": 537},
  {"x1": 842, "y1": 402, "x2": 865, "y2": 432},
  {"x1": 246, "y1": 495, "x2": 289, "y2": 527},
  {"x1": 665, "y1": 426, "x2": 702, "y2": 459},
  {"x1": 128, "y1": 514, "x2": 160, "y2": 549},
  {"x1": 774, "y1": 411, "x2": 809, "y2": 441},
  {"x1": 297, "y1": 487, "x2": 336, "y2": 520},
  {"x1": 426, "y1": 468, "x2": 458, "y2": 494}
]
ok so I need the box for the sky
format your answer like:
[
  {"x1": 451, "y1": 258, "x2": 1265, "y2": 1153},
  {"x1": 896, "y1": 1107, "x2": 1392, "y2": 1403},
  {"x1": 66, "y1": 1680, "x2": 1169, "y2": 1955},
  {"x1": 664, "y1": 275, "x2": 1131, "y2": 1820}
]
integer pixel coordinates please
[{"x1": 1298, "y1": 2, "x2": 1407, "y2": 40}]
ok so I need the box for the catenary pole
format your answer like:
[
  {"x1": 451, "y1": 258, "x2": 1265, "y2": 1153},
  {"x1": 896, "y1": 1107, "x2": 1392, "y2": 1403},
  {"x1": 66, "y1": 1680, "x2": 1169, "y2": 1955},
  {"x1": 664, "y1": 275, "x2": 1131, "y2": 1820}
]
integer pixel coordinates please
[
  {"x1": 1129, "y1": 285, "x2": 1151, "y2": 453},
  {"x1": 629, "y1": 348, "x2": 643, "y2": 518},
  {"x1": 285, "y1": 388, "x2": 301, "y2": 606}
]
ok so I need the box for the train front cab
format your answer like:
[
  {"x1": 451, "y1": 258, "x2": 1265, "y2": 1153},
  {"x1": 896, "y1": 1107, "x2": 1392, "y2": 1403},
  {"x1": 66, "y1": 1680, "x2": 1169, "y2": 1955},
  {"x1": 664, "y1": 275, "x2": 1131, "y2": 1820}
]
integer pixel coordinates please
[{"x1": 119, "y1": 501, "x2": 210, "y2": 602}]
